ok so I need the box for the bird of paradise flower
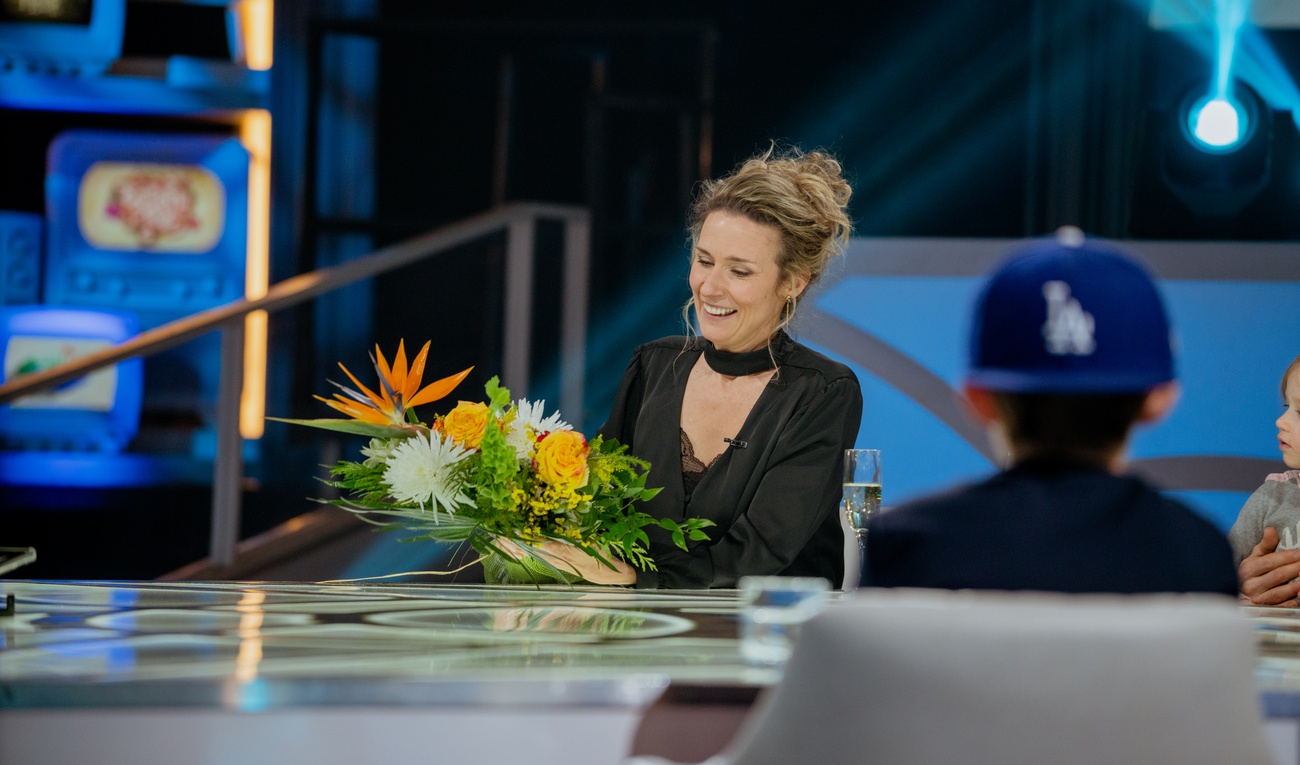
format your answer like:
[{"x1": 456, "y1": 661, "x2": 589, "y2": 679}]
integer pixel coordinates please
[{"x1": 270, "y1": 340, "x2": 471, "y2": 438}]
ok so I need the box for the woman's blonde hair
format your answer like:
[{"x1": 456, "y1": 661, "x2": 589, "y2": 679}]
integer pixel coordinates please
[{"x1": 687, "y1": 144, "x2": 853, "y2": 331}]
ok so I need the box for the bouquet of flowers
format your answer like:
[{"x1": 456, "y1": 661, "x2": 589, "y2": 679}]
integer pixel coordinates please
[{"x1": 272, "y1": 340, "x2": 713, "y2": 585}]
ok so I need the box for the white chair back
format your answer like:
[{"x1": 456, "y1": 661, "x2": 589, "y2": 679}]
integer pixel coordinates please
[{"x1": 633, "y1": 588, "x2": 1275, "y2": 765}]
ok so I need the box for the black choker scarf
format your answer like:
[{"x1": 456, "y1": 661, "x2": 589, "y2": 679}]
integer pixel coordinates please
[{"x1": 702, "y1": 337, "x2": 782, "y2": 377}]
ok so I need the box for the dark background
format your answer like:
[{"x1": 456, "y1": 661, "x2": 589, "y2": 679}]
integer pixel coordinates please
[{"x1": 359, "y1": 0, "x2": 1300, "y2": 399}]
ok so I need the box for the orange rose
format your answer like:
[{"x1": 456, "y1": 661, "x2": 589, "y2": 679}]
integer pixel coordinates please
[
  {"x1": 441, "y1": 401, "x2": 490, "y2": 448},
  {"x1": 534, "y1": 430, "x2": 590, "y2": 491}
]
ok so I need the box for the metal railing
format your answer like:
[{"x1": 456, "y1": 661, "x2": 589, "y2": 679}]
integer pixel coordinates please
[{"x1": 0, "y1": 202, "x2": 591, "y2": 571}]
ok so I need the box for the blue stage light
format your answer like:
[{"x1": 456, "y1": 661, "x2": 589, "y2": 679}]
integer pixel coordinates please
[
  {"x1": 1161, "y1": 79, "x2": 1271, "y2": 216},
  {"x1": 1189, "y1": 95, "x2": 1246, "y2": 149},
  {"x1": 1178, "y1": 81, "x2": 1261, "y2": 155}
]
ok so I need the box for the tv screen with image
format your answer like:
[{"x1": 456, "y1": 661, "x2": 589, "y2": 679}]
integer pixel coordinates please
[
  {"x1": 0, "y1": 0, "x2": 124, "y2": 75},
  {"x1": 0, "y1": 305, "x2": 142, "y2": 453},
  {"x1": 0, "y1": 0, "x2": 92, "y2": 25},
  {"x1": 44, "y1": 129, "x2": 248, "y2": 321}
]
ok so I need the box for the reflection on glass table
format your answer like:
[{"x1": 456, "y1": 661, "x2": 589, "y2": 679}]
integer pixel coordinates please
[{"x1": 0, "y1": 580, "x2": 769, "y2": 708}]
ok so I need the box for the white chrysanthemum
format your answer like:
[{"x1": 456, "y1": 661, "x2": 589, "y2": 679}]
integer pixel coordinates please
[
  {"x1": 503, "y1": 398, "x2": 571, "y2": 454},
  {"x1": 360, "y1": 437, "x2": 398, "y2": 469},
  {"x1": 382, "y1": 432, "x2": 473, "y2": 513}
]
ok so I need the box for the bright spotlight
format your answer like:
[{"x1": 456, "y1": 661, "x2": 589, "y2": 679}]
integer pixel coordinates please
[
  {"x1": 1160, "y1": 80, "x2": 1271, "y2": 216},
  {"x1": 1178, "y1": 81, "x2": 1260, "y2": 155},
  {"x1": 1189, "y1": 96, "x2": 1244, "y2": 149}
]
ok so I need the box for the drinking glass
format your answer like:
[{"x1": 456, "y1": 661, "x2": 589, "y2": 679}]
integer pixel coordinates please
[
  {"x1": 738, "y1": 576, "x2": 829, "y2": 668},
  {"x1": 842, "y1": 448, "x2": 882, "y2": 576}
]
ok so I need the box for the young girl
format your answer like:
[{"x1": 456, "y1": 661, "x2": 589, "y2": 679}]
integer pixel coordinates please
[{"x1": 1229, "y1": 353, "x2": 1300, "y2": 606}]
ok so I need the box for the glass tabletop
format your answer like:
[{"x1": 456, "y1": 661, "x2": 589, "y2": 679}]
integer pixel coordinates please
[
  {"x1": 7, "y1": 581, "x2": 1300, "y2": 716},
  {"x1": 0, "y1": 580, "x2": 773, "y2": 710}
]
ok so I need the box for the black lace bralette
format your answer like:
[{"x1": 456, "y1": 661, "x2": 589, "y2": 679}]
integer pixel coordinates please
[{"x1": 680, "y1": 428, "x2": 721, "y2": 497}]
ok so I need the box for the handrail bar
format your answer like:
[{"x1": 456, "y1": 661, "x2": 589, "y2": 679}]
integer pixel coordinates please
[
  {"x1": 0, "y1": 201, "x2": 587, "y2": 404},
  {"x1": 0, "y1": 201, "x2": 591, "y2": 573}
]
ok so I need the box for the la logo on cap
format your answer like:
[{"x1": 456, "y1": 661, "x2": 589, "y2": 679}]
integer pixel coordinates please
[{"x1": 1042, "y1": 281, "x2": 1095, "y2": 356}]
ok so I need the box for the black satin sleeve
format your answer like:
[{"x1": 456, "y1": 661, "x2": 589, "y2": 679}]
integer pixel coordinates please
[{"x1": 597, "y1": 345, "x2": 648, "y2": 450}]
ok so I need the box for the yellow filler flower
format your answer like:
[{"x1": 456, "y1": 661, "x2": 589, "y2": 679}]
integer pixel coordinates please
[{"x1": 316, "y1": 340, "x2": 472, "y2": 427}]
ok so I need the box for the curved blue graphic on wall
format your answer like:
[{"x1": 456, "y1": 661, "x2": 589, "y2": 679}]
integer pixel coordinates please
[{"x1": 802, "y1": 237, "x2": 1300, "y2": 532}]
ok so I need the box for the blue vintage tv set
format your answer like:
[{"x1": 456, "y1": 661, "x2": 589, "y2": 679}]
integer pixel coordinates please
[
  {"x1": 43, "y1": 129, "x2": 249, "y2": 324},
  {"x1": 0, "y1": 211, "x2": 42, "y2": 306},
  {"x1": 0, "y1": 305, "x2": 142, "y2": 453},
  {"x1": 0, "y1": 0, "x2": 125, "y2": 75}
]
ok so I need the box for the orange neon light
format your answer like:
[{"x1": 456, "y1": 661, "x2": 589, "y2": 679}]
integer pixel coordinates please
[
  {"x1": 241, "y1": 0, "x2": 273, "y2": 71},
  {"x1": 240, "y1": 109, "x2": 271, "y2": 439}
]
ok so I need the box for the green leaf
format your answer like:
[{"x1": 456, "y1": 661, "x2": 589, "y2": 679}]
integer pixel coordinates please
[
  {"x1": 266, "y1": 416, "x2": 413, "y2": 440},
  {"x1": 653, "y1": 516, "x2": 714, "y2": 552},
  {"x1": 485, "y1": 376, "x2": 512, "y2": 414}
]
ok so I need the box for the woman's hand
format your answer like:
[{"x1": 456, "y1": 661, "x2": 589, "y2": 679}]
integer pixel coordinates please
[
  {"x1": 505, "y1": 539, "x2": 636, "y2": 586},
  {"x1": 1239, "y1": 526, "x2": 1300, "y2": 607}
]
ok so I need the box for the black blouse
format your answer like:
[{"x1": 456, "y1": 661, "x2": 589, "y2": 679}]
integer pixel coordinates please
[{"x1": 599, "y1": 331, "x2": 864, "y2": 588}]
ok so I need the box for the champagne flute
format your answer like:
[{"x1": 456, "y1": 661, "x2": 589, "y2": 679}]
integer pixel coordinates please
[{"x1": 842, "y1": 449, "x2": 882, "y2": 579}]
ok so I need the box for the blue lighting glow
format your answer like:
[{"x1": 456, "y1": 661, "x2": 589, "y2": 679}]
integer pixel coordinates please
[
  {"x1": 1150, "y1": 0, "x2": 1300, "y2": 142},
  {"x1": 1189, "y1": 95, "x2": 1247, "y2": 149},
  {"x1": 1180, "y1": 0, "x2": 1253, "y2": 152},
  {"x1": 1212, "y1": 0, "x2": 1248, "y2": 101}
]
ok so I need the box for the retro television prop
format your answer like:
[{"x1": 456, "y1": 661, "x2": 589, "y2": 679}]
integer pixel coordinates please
[
  {"x1": 0, "y1": 0, "x2": 125, "y2": 75},
  {"x1": 0, "y1": 305, "x2": 142, "y2": 453},
  {"x1": 0, "y1": 211, "x2": 42, "y2": 306},
  {"x1": 44, "y1": 129, "x2": 249, "y2": 323}
]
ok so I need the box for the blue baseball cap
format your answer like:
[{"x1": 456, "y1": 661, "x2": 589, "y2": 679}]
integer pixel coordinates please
[{"x1": 966, "y1": 227, "x2": 1176, "y2": 393}]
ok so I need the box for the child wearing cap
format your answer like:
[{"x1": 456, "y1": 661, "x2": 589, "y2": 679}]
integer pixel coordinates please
[
  {"x1": 860, "y1": 229, "x2": 1237, "y2": 596},
  {"x1": 1229, "y1": 353, "x2": 1300, "y2": 607}
]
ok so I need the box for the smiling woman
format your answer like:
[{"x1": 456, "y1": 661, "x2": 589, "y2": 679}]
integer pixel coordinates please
[
  {"x1": 550, "y1": 145, "x2": 863, "y2": 589},
  {"x1": 691, "y1": 212, "x2": 800, "y2": 355}
]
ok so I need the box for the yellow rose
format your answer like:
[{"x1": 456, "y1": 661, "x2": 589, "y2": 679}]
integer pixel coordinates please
[
  {"x1": 441, "y1": 401, "x2": 490, "y2": 448},
  {"x1": 534, "y1": 430, "x2": 590, "y2": 491}
]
